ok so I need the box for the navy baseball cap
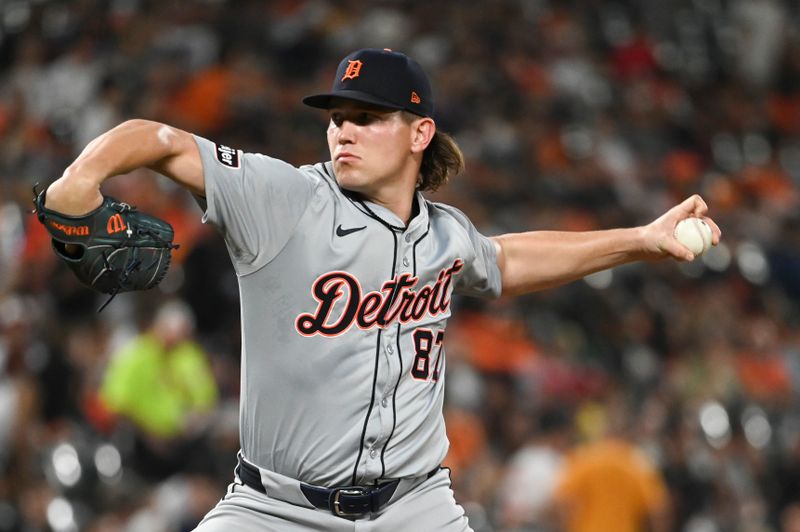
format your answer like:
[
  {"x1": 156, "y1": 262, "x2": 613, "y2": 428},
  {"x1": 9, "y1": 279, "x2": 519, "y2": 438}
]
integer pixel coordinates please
[{"x1": 303, "y1": 48, "x2": 434, "y2": 117}]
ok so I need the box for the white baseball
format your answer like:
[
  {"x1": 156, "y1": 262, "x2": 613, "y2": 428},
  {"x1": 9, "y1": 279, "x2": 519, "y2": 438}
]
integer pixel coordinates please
[{"x1": 674, "y1": 217, "x2": 713, "y2": 257}]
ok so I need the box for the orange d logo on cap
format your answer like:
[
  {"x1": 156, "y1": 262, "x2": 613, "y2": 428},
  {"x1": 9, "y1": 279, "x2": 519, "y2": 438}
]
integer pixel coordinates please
[{"x1": 341, "y1": 60, "x2": 363, "y2": 81}]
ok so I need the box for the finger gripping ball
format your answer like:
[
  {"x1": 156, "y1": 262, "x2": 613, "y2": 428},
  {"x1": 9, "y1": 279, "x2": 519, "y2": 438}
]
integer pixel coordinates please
[{"x1": 674, "y1": 217, "x2": 712, "y2": 257}]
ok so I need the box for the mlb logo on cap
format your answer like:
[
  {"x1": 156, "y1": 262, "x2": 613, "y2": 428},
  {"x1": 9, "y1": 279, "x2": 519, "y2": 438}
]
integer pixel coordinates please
[{"x1": 303, "y1": 48, "x2": 434, "y2": 117}]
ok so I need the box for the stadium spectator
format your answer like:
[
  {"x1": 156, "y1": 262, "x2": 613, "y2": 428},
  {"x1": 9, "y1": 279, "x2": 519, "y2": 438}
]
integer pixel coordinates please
[
  {"x1": 553, "y1": 394, "x2": 670, "y2": 532},
  {"x1": 99, "y1": 299, "x2": 218, "y2": 480}
]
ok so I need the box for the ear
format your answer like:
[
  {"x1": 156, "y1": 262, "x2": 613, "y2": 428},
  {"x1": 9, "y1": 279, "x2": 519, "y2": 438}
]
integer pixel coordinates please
[{"x1": 410, "y1": 117, "x2": 436, "y2": 154}]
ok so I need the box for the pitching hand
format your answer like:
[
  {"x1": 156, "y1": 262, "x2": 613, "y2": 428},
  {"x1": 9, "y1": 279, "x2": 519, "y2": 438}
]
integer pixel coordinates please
[{"x1": 640, "y1": 195, "x2": 722, "y2": 261}]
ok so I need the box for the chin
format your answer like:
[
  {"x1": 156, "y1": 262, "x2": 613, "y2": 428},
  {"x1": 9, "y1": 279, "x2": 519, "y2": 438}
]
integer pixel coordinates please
[{"x1": 334, "y1": 168, "x2": 366, "y2": 192}]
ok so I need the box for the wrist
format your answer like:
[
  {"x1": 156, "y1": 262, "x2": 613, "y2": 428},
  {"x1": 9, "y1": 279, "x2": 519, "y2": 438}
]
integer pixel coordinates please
[
  {"x1": 629, "y1": 226, "x2": 652, "y2": 260},
  {"x1": 62, "y1": 160, "x2": 107, "y2": 185},
  {"x1": 631, "y1": 225, "x2": 660, "y2": 260},
  {"x1": 45, "y1": 171, "x2": 104, "y2": 215}
]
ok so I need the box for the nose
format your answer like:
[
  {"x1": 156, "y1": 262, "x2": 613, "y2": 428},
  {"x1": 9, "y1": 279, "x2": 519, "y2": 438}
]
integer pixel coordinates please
[{"x1": 336, "y1": 119, "x2": 357, "y2": 144}]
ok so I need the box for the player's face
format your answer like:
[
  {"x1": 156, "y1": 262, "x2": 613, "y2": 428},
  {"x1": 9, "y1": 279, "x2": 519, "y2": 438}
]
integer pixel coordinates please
[{"x1": 327, "y1": 100, "x2": 418, "y2": 196}]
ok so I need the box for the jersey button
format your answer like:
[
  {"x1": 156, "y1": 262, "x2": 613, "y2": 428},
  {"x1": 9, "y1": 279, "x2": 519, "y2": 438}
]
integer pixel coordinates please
[
  {"x1": 405, "y1": 234, "x2": 412, "y2": 243},
  {"x1": 381, "y1": 397, "x2": 389, "y2": 408},
  {"x1": 369, "y1": 448, "x2": 377, "y2": 459},
  {"x1": 402, "y1": 257, "x2": 409, "y2": 267},
  {"x1": 387, "y1": 345, "x2": 394, "y2": 354}
]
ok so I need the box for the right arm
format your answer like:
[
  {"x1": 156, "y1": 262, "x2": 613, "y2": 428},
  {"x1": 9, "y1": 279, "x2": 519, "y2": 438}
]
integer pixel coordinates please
[{"x1": 45, "y1": 119, "x2": 203, "y2": 214}]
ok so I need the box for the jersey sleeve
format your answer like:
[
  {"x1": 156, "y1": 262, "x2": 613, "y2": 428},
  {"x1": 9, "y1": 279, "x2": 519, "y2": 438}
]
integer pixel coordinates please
[
  {"x1": 193, "y1": 135, "x2": 316, "y2": 275},
  {"x1": 434, "y1": 203, "x2": 502, "y2": 298}
]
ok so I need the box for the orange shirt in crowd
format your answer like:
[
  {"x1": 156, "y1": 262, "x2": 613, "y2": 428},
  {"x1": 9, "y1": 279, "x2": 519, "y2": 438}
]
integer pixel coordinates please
[
  {"x1": 443, "y1": 407, "x2": 487, "y2": 480},
  {"x1": 736, "y1": 350, "x2": 792, "y2": 403},
  {"x1": 554, "y1": 438, "x2": 668, "y2": 532},
  {"x1": 450, "y1": 311, "x2": 538, "y2": 373}
]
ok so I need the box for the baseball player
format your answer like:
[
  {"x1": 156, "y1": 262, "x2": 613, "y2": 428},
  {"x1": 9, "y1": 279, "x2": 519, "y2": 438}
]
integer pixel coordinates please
[{"x1": 42, "y1": 48, "x2": 720, "y2": 531}]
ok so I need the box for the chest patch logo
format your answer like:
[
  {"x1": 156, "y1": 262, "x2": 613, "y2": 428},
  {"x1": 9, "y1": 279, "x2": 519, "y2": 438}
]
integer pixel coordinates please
[
  {"x1": 296, "y1": 259, "x2": 464, "y2": 337},
  {"x1": 215, "y1": 144, "x2": 240, "y2": 168}
]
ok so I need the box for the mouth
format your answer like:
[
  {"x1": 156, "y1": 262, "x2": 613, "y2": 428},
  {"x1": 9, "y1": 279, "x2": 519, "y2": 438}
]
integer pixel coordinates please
[{"x1": 335, "y1": 152, "x2": 359, "y2": 163}]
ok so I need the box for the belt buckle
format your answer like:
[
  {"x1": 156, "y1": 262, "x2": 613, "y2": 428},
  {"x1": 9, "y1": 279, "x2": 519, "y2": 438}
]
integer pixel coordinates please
[{"x1": 332, "y1": 487, "x2": 369, "y2": 517}]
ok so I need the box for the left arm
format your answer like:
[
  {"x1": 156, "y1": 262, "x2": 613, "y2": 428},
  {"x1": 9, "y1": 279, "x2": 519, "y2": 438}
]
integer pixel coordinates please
[{"x1": 491, "y1": 195, "x2": 721, "y2": 296}]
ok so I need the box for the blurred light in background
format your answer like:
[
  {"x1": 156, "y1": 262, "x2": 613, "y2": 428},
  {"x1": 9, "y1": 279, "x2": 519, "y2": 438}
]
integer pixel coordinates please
[
  {"x1": 583, "y1": 269, "x2": 613, "y2": 289},
  {"x1": 561, "y1": 125, "x2": 594, "y2": 160},
  {"x1": 2, "y1": 2, "x2": 31, "y2": 33},
  {"x1": 94, "y1": 444, "x2": 123, "y2": 485},
  {"x1": 712, "y1": 133, "x2": 743, "y2": 173},
  {"x1": 654, "y1": 41, "x2": 682, "y2": 72},
  {"x1": 46, "y1": 497, "x2": 76, "y2": 532},
  {"x1": 623, "y1": 345, "x2": 659, "y2": 383},
  {"x1": 702, "y1": 241, "x2": 731, "y2": 272},
  {"x1": 684, "y1": 515, "x2": 719, "y2": 532},
  {"x1": 699, "y1": 401, "x2": 731, "y2": 449},
  {"x1": 742, "y1": 133, "x2": 771, "y2": 166},
  {"x1": 736, "y1": 242, "x2": 770, "y2": 285},
  {"x1": 51, "y1": 443, "x2": 81, "y2": 488},
  {"x1": 741, "y1": 405, "x2": 772, "y2": 450}
]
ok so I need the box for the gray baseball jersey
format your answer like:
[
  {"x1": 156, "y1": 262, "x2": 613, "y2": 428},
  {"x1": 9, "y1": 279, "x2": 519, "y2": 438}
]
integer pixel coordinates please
[{"x1": 193, "y1": 136, "x2": 501, "y2": 488}]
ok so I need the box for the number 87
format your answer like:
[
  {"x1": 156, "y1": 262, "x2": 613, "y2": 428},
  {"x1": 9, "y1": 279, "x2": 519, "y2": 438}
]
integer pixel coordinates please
[{"x1": 411, "y1": 329, "x2": 444, "y2": 382}]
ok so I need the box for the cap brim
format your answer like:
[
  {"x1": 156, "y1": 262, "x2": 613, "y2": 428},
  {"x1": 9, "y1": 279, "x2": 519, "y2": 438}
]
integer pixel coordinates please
[{"x1": 302, "y1": 90, "x2": 405, "y2": 111}]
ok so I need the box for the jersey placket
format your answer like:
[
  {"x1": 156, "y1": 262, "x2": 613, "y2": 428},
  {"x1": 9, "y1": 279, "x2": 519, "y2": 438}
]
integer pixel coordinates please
[
  {"x1": 357, "y1": 335, "x2": 389, "y2": 481},
  {"x1": 350, "y1": 196, "x2": 429, "y2": 483},
  {"x1": 380, "y1": 232, "x2": 416, "y2": 476},
  {"x1": 357, "y1": 227, "x2": 420, "y2": 482},
  {"x1": 374, "y1": 325, "x2": 401, "y2": 473}
]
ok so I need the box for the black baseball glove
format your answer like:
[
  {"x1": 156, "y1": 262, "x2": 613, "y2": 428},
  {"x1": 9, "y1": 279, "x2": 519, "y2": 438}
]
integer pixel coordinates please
[{"x1": 33, "y1": 185, "x2": 179, "y2": 310}]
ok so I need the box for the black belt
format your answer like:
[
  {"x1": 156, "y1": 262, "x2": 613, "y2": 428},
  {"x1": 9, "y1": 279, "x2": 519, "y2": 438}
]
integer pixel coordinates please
[{"x1": 236, "y1": 457, "x2": 439, "y2": 518}]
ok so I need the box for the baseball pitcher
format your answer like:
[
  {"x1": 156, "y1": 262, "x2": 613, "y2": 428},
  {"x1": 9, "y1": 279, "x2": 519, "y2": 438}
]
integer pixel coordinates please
[{"x1": 39, "y1": 48, "x2": 721, "y2": 531}]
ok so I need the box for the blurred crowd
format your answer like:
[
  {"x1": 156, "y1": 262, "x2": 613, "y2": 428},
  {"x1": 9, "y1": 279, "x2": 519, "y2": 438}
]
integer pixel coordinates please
[{"x1": 1, "y1": 0, "x2": 800, "y2": 530}]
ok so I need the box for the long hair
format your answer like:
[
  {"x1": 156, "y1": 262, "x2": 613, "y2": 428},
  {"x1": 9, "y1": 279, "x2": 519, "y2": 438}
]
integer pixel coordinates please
[
  {"x1": 403, "y1": 112, "x2": 465, "y2": 192},
  {"x1": 419, "y1": 131, "x2": 465, "y2": 192}
]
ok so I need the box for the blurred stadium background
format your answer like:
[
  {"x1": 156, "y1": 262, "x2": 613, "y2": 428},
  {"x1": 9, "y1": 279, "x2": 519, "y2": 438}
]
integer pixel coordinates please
[{"x1": 1, "y1": 0, "x2": 800, "y2": 531}]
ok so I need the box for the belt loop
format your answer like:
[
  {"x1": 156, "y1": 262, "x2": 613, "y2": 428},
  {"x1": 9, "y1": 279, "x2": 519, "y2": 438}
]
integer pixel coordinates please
[
  {"x1": 370, "y1": 490, "x2": 380, "y2": 513},
  {"x1": 236, "y1": 455, "x2": 266, "y2": 494}
]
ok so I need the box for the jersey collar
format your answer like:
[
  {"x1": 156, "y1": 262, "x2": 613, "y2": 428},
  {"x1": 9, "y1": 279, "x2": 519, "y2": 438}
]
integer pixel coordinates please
[
  {"x1": 344, "y1": 190, "x2": 429, "y2": 237},
  {"x1": 323, "y1": 162, "x2": 430, "y2": 237}
]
